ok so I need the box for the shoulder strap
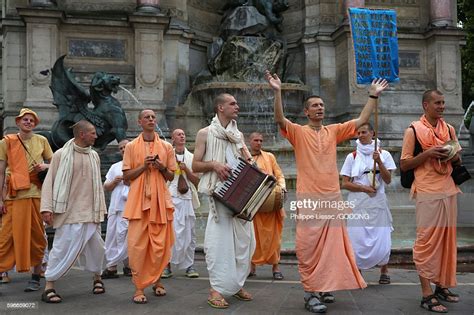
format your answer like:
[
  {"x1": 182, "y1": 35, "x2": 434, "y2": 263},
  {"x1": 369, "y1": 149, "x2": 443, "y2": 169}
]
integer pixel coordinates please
[
  {"x1": 447, "y1": 124, "x2": 453, "y2": 140},
  {"x1": 410, "y1": 125, "x2": 423, "y2": 156},
  {"x1": 17, "y1": 135, "x2": 39, "y2": 164}
]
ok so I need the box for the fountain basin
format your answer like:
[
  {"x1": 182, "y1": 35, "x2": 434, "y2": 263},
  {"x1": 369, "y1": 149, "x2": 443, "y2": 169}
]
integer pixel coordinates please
[{"x1": 191, "y1": 82, "x2": 310, "y2": 145}]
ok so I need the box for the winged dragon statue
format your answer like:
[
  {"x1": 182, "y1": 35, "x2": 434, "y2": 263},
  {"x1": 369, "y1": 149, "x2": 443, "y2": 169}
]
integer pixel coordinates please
[{"x1": 41, "y1": 55, "x2": 128, "y2": 151}]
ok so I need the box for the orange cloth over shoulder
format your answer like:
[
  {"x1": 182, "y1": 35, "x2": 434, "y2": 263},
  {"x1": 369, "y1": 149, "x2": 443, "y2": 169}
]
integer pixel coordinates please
[
  {"x1": 122, "y1": 133, "x2": 176, "y2": 223},
  {"x1": 4, "y1": 135, "x2": 30, "y2": 196}
]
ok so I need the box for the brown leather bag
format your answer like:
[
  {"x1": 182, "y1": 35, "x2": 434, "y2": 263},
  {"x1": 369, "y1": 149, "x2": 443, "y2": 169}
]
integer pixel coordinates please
[{"x1": 177, "y1": 172, "x2": 189, "y2": 194}]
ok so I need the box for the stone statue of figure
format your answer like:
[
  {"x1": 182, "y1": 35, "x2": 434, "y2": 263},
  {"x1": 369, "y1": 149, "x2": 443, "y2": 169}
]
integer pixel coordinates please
[
  {"x1": 41, "y1": 55, "x2": 128, "y2": 151},
  {"x1": 222, "y1": 0, "x2": 289, "y2": 32}
]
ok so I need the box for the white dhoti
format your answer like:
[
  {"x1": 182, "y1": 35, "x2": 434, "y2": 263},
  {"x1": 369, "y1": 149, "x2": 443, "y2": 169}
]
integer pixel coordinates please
[
  {"x1": 104, "y1": 211, "x2": 129, "y2": 268},
  {"x1": 45, "y1": 223, "x2": 105, "y2": 281},
  {"x1": 204, "y1": 197, "x2": 255, "y2": 296},
  {"x1": 170, "y1": 198, "x2": 196, "y2": 270},
  {"x1": 347, "y1": 192, "x2": 393, "y2": 269}
]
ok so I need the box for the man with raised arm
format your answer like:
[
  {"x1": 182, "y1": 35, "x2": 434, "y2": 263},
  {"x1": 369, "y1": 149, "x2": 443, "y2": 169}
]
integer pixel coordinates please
[
  {"x1": 266, "y1": 71, "x2": 388, "y2": 313},
  {"x1": 193, "y1": 93, "x2": 255, "y2": 309}
]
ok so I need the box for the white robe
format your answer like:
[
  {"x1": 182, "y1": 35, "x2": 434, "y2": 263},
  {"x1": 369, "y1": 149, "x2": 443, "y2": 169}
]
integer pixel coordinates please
[
  {"x1": 341, "y1": 149, "x2": 396, "y2": 269},
  {"x1": 104, "y1": 211, "x2": 129, "y2": 268},
  {"x1": 45, "y1": 223, "x2": 105, "y2": 281},
  {"x1": 204, "y1": 197, "x2": 256, "y2": 295},
  {"x1": 170, "y1": 198, "x2": 196, "y2": 270},
  {"x1": 104, "y1": 161, "x2": 129, "y2": 268}
]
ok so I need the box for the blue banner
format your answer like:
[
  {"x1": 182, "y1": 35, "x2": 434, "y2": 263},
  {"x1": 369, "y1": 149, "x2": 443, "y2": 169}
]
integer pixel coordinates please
[{"x1": 349, "y1": 8, "x2": 399, "y2": 84}]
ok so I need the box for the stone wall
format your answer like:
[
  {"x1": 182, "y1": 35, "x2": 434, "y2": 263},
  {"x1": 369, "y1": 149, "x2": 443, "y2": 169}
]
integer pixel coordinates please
[{"x1": 0, "y1": 0, "x2": 467, "y2": 146}]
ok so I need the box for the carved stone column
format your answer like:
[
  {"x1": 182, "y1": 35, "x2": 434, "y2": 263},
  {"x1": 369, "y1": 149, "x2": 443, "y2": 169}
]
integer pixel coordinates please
[
  {"x1": 137, "y1": 0, "x2": 160, "y2": 14},
  {"x1": 430, "y1": 0, "x2": 453, "y2": 27},
  {"x1": 17, "y1": 8, "x2": 64, "y2": 115},
  {"x1": 129, "y1": 13, "x2": 170, "y2": 134}
]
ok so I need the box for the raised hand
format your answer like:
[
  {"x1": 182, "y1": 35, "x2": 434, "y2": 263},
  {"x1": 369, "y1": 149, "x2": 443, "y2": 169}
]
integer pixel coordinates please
[
  {"x1": 369, "y1": 78, "x2": 389, "y2": 96},
  {"x1": 265, "y1": 70, "x2": 281, "y2": 91}
]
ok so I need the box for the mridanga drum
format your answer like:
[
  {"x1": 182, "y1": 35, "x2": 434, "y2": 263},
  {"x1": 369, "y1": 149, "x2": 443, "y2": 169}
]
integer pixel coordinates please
[{"x1": 259, "y1": 185, "x2": 284, "y2": 213}]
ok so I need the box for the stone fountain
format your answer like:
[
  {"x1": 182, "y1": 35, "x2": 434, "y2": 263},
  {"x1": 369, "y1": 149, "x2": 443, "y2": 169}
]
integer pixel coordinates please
[{"x1": 183, "y1": 0, "x2": 309, "y2": 146}]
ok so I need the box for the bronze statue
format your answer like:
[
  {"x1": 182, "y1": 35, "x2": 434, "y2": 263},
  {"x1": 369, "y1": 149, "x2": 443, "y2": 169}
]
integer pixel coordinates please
[
  {"x1": 42, "y1": 55, "x2": 128, "y2": 151},
  {"x1": 222, "y1": 0, "x2": 289, "y2": 32}
]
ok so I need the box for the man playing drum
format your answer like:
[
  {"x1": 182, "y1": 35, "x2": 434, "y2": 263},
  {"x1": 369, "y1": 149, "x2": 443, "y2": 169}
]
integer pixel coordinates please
[{"x1": 248, "y1": 132, "x2": 286, "y2": 280}]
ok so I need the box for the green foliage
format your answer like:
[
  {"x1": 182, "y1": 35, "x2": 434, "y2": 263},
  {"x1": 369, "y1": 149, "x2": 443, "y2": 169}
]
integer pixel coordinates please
[{"x1": 459, "y1": 0, "x2": 474, "y2": 110}]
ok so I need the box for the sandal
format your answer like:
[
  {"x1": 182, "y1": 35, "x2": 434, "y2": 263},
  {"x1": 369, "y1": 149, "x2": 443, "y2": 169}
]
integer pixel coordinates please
[
  {"x1": 379, "y1": 274, "x2": 391, "y2": 285},
  {"x1": 233, "y1": 289, "x2": 253, "y2": 301},
  {"x1": 319, "y1": 292, "x2": 335, "y2": 303},
  {"x1": 152, "y1": 283, "x2": 166, "y2": 296},
  {"x1": 420, "y1": 295, "x2": 448, "y2": 313},
  {"x1": 207, "y1": 296, "x2": 229, "y2": 309},
  {"x1": 101, "y1": 269, "x2": 119, "y2": 279},
  {"x1": 92, "y1": 279, "x2": 105, "y2": 294},
  {"x1": 133, "y1": 291, "x2": 148, "y2": 304},
  {"x1": 435, "y1": 286, "x2": 459, "y2": 303},
  {"x1": 273, "y1": 271, "x2": 284, "y2": 280},
  {"x1": 41, "y1": 288, "x2": 62, "y2": 303},
  {"x1": 304, "y1": 292, "x2": 327, "y2": 313}
]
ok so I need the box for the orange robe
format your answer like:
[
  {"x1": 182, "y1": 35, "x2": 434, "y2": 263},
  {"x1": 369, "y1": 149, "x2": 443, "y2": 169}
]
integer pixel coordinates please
[
  {"x1": 401, "y1": 116, "x2": 460, "y2": 288},
  {"x1": 252, "y1": 150, "x2": 285, "y2": 266},
  {"x1": 281, "y1": 120, "x2": 366, "y2": 292},
  {"x1": 123, "y1": 133, "x2": 176, "y2": 290},
  {"x1": 0, "y1": 134, "x2": 52, "y2": 273}
]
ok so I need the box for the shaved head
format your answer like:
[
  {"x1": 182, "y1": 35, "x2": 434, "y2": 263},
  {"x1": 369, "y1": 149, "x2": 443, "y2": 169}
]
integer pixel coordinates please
[
  {"x1": 213, "y1": 93, "x2": 233, "y2": 113},
  {"x1": 72, "y1": 120, "x2": 95, "y2": 138},
  {"x1": 249, "y1": 132, "x2": 263, "y2": 141},
  {"x1": 138, "y1": 109, "x2": 156, "y2": 119},
  {"x1": 171, "y1": 128, "x2": 184, "y2": 138}
]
